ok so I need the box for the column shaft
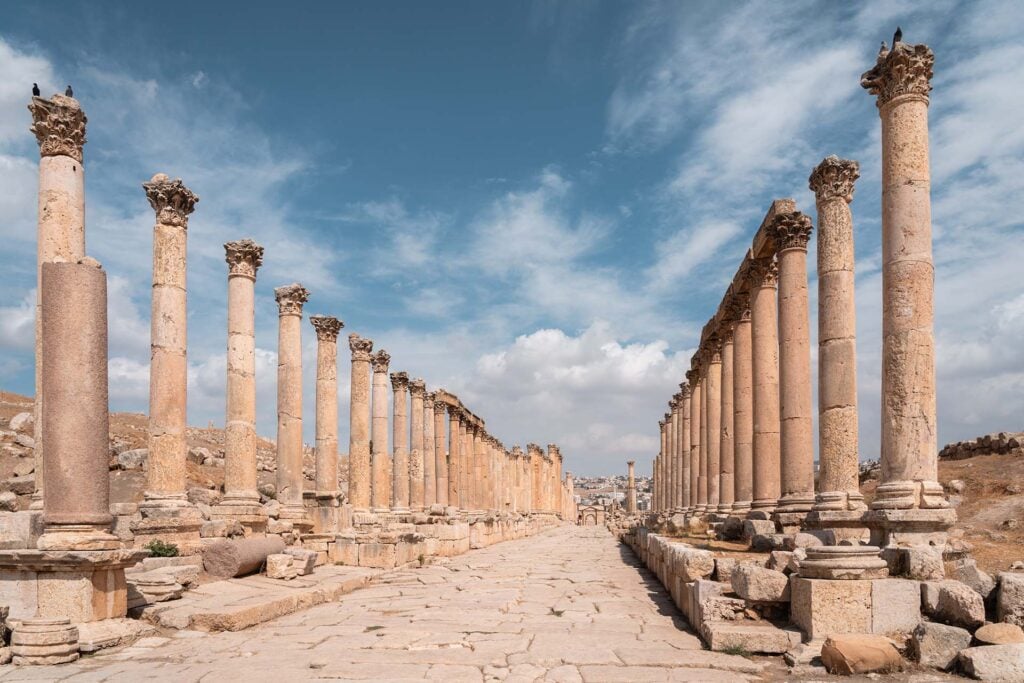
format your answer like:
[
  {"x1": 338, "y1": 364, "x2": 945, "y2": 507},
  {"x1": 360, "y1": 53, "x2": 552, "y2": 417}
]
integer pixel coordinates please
[
  {"x1": 434, "y1": 400, "x2": 448, "y2": 506},
  {"x1": 410, "y1": 382, "x2": 426, "y2": 510},
  {"x1": 751, "y1": 259, "x2": 781, "y2": 513},
  {"x1": 347, "y1": 335, "x2": 373, "y2": 511},
  {"x1": 720, "y1": 334, "x2": 735, "y2": 512},
  {"x1": 706, "y1": 353, "x2": 722, "y2": 510},
  {"x1": 447, "y1": 409, "x2": 461, "y2": 509},
  {"x1": 311, "y1": 315, "x2": 343, "y2": 531},
  {"x1": 275, "y1": 284, "x2": 309, "y2": 520},
  {"x1": 680, "y1": 387, "x2": 691, "y2": 510},
  {"x1": 370, "y1": 351, "x2": 391, "y2": 513},
  {"x1": 390, "y1": 372, "x2": 410, "y2": 513},
  {"x1": 687, "y1": 374, "x2": 701, "y2": 510},
  {"x1": 732, "y1": 306, "x2": 754, "y2": 512}
]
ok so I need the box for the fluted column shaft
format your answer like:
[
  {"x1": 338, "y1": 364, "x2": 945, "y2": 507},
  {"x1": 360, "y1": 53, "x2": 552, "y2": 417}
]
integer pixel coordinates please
[
  {"x1": 348, "y1": 335, "x2": 373, "y2": 511},
  {"x1": 370, "y1": 350, "x2": 391, "y2": 513},
  {"x1": 751, "y1": 259, "x2": 781, "y2": 513},
  {"x1": 460, "y1": 420, "x2": 472, "y2": 510},
  {"x1": 274, "y1": 284, "x2": 309, "y2": 519},
  {"x1": 390, "y1": 372, "x2": 410, "y2": 513},
  {"x1": 732, "y1": 305, "x2": 754, "y2": 512},
  {"x1": 720, "y1": 333, "x2": 735, "y2": 511}
]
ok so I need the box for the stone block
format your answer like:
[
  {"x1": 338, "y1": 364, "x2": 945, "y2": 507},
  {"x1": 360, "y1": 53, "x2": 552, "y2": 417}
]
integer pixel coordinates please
[
  {"x1": 265, "y1": 554, "x2": 297, "y2": 580},
  {"x1": 685, "y1": 579, "x2": 725, "y2": 624},
  {"x1": 951, "y1": 558, "x2": 996, "y2": 601},
  {"x1": 870, "y1": 578, "x2": 921, "y2": 635},
  {"x1": 975, "y1": 623, "x2": 1024, "y2": 645},
  {"x1": 909, "y1": 621, "x2": 971, "y2": 670},
  {"x1": 958, "y1": 644, "x2": 1024, "y2": 682},
  {"x1": 742, "y1": 519, "x2": 775, "y2": 542},
  {"x1": 731, "y1": 565, "x2": 790, "y2": 603},
  {"x1": 821, "y1": 634, "x2": 903, "y2": 675},
  {"x1": 791, "y1": 577, "x2": 871, "y2": 641},
  {"x1": 713, "y1": 558, "x2": 736, "y2": 584},
  {"x1": 934, "y1": 580, "x2": 985, "y2": 629},
  {"x1": 921, "y1": 581, "x2": 941, "y2": 614},
  {"x1": 671, "y1": 546, "x2": 715, "y2": 582},
  {"x1": 358, "y1": 542, "x2": 397, "y2": 569},
  {"x1": 998, "y1": 572, "x2": 1024, "y2": 627},
  {"x1": 283, "y1": 548, "x2": 317, "y2": 575},
  {"x1": 151, "y1": 564, "x2": 200, "y2": 588},
  {"x1": 328, "y1": 539, "x2": 359, "y2": 566},
  {"x1": 701, "y1": 621, "x2": 801, "y2": 654},
  {"x1": 751, "y1": 533, "x2": 787, "y2": 552},
  {"x1": 767, "y1": 551, "x2": 793, "y2": 573},
  {"x1": 783, "y1": 532, "x2": 825, "y2": 550}
]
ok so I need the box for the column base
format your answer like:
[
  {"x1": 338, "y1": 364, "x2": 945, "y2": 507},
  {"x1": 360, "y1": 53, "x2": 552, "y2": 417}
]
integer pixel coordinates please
[
  {"x1": 871, "y1": 479, "x2": 948, "y2": 510},
  {"x1": 775, "y1": 492, "x2": 815, "y2": 514},
  {"x1": 804, "y1": 509, "x2": 871, "y2": 544},
  {"x1": 11, "y1": 618, "x2": 79, "y2": 666},
  {"x1": 716, "y1": 503, "x2": 733, "y2": 514},
  {"x1": 36, "y1": 523, "x2": 121, "y2": 552},
  {"x1": 797, "y1": 546, "x2": 889, "y2": 580},
  {"x1": 749, "y1": 498, "x2": 777, "y2": 516},
  {"x1": 731, "y1": 501, "x2": 752, "y2": 514},
  {"x1": 278, "y1": 504, "x2": 313, "y2": 532},
  {"x1": 863, "y1": 508, "x2": 956, "y2": 548},
  {"x1": 132, "y1": 504, "x2": 203, "y2": 555},
  {"x1": 813, "y1": 490, "x2": 867, "y2": 512},
  {"x1": 209, "y1": 502, "x2": 268, "y2": 535}
]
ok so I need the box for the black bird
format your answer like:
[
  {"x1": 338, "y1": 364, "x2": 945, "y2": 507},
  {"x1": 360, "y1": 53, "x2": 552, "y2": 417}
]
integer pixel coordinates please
[
  {"x1": 893, "y1": 26, "x2": 903, "y2": 46},
  {"x1": 65, "y1": 85, "x2": 73, "y2": 97},
  {"x1": 32, "y1": 83, "x2": 40, "y2": 97}
]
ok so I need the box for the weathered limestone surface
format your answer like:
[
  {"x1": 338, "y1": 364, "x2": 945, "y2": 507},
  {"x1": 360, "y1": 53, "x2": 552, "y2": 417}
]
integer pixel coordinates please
[
  {"x1": 370, "y1": 350, "x2": 391, "y2": 513},
  {"x1": 311, "y1": 315, "x2": 343, "y2": 533},
  {"x1": 732, "y1": 296, "x2": 754, "y2": 513},
  {"x1": 409, "y1": 380, "x2": 426, "y2": 510},
  {"x1": 750, "y1": 258, "x2": 781, "y2": 514},
  {"x1": 390, "y1": 371, "x2": 410, "y2": 513},
  {"x1": 274, "y1": 284, "x2": 310, "y2": 524},
  {"x1": 347, "y1": 334, "x2": 373, "y2": 512}
]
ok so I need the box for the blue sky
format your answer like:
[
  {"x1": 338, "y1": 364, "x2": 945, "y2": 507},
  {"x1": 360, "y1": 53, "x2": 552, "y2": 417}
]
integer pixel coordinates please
[{"x1": 1, "y1": 1, "x2": 1023, "y2": 477}]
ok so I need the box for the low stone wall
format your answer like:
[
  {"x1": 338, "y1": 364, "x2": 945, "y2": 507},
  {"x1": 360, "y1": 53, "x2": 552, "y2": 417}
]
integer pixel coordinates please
[{"x1": 940, "y1": 431, "x2": 1024, "y2": 460}]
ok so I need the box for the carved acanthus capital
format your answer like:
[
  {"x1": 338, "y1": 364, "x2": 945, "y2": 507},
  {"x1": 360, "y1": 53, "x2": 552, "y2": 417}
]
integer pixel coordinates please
[
  {"x1": 274, "y1": 283, "x2": 309, "y2": 316},
  {"x1": 28, "y1": 94, "x2": 87, "y2": 162},
  {"x1": 390, "y1": 371, "x2": 409, "y2": 391},
  {"x1": 747, "y1": 257, "x2": 779, "y2": 289},
  {"x1": 809, "y1": 155, "x2": 860, "y2": 203},
  {"x1": 143, "y1": 174, "x2": 199, "y2": 227},
  {"x1": 771, "y1": 211, "x2": 813, "y2": 252},
  {"x1": 685, "y1": 369, "x2": 699, "y2": 384},
  {"x1": 224, "y1": 239, "x2": 264, "y2": 279},
  {"x1": 310, "y1": 315, "x2": 343, "y2": 342},
  {"x1": 680, "y1": 382, "x2": 691, "y2": 399},
  {"x1": 512, "y1": 446, "x2": 524, "y2": 457},
  {"x1": 861, "y1": 39, "x2": 934, "y2": 108},
  {"x1": 707, "y1": 346, "x2": 722, "y2": 364},
  {"x1": 348, "y1": 333, "x2": 373, "y2": 361},
  {"x1": 433, "y1": 397, "x2": 447, "y2": 411},
  {"x1": 729, "y1": 290, "x2": 752, "y2": 322},
  {"x1": 424, "y1": 390, "x2": 436, "y2": 404},
  {"x1": 447, "y1": 404, "x2": 462, "y2": 419},
  {"x1": 409, "y1": 378, "x2": 426, "y2": 396},
  {"x1": 370, "y1": 349, "x2": 391, "y2": 373}
]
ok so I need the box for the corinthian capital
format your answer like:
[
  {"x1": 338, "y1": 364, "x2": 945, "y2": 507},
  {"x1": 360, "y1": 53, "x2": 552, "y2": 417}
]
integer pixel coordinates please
[
  {"x1": 861, "y1": 39, "x2": 934, "y2": 108},
  {"x1": 310, "y1": 314, "x2": 343, "y2": 341},
  {"x1": 143, "y1": 174, "x2": 199, "y2": 227},
  {"x1": 348, "y1": 333, "x2": 373, "y2": 361},
  {"x1": 370, "y1": 349, "x2": 391, "y2": 373},
  {"x1": 274, "y1": 283, "x2": 309, "y2": 316},
  {"x1": 224, "y1": 239, "x2": 264, "y2": 279},
  {"x1": 685, "y1": 369, "x2": 699, "y2": 384},
  {"x1": 809, "y1": 156, "x2": 860, "y2": 204},
  {"x1": 433, "y1": 396, "x2": 447, "y2": 411},
  {"x1": 680, "y1": 382, "x2": 691, "y2": 399},
  {"x1": 772, "y1": 211, "x2": 814, "y2": 252},
  {"x1": 409, "y1": 378, "x2": 426, "y2": 396},
  {"x1": 28, "y1": 94, "x2": 87, "y2": 162},
  {"x1": 390, "y1": 371, "x2": 409, "y2": 391},
  {"x1": 747, "y1": 257, "x2": 779, "y2": 289}
]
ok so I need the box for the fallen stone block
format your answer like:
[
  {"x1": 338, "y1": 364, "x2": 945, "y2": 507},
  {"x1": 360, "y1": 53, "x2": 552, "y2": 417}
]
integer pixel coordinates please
[
  {"x1": 975, "y1": 622, "x2": 1024, "y2": 645},
  {"x1": 672, "y1": 546, "x2": 715, "y2": 582},
  {"x1": 952, "y1": 557, "x2": 996, "y2": 602},
  {"x1": 958, "y1": 643, "x2": 1024, "y2": 681},
  {"x1": 284, "y1": 548, "x2": 318, "y2": 576},
  {"x1": 742, "y1": 519, "x2": 775, "y2": 542},
  {"x1": 821, "y1": 634, "x2": 903, "y2": 675},
  {"x1": 127, "y1": 572, "x2": 183, "y2": 609},
  {"x1": 266, "y1": 554, "x2": 297, "y2": 580},
  {"x1": 713, "y1": 557, "x2": 736, "y2": 584},
  {"x1": 152, "y1": 564, "x2": 201, "y2": 589},
  {"x1": 701, "y1": 621, "x2": 801, "y2": 654},
  {"x1": 767, "y1": 550, "x2": 794, "y2": 573},
  {"x1": 750, "y1": 533, "x2": 787, "y2": 553},
  {"x1": 933, "y1": 580, "x2": 986, "y2": 629},
  {"x1": 731, "y1": 564, "x2": 790, "y2": 603},
  {"x1": 783, "y1": 532, "x2": 824, "y2": 550},
  {"x1": 908, "y1": 621, "x2": 971, "y2": 670},
  {"x1": 76, "y1": 618, "x2": 157, "y2": 653},
  {"x1": 998, "y1": 572, "x2": 1024, "y2": 628}
]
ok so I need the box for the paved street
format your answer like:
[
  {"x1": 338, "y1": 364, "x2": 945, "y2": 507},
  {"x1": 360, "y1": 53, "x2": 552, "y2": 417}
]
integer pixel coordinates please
[{"x1": 4, "y1": 526, "x2": 763, "y2": 682}]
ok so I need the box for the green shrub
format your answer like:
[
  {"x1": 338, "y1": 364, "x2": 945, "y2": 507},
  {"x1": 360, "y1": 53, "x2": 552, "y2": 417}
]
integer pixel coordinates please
[{"x1": 144, "y1": 540, "x2": 180, "y2": 557}]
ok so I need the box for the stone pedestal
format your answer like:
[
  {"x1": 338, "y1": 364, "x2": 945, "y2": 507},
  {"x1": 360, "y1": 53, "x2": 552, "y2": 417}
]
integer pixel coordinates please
[
  {"x1": 864, "y1": 508, "x2": 956, "y2": 548},
  {"x1": 11, "y1": 618, "x2": 79, "y2": 666}
]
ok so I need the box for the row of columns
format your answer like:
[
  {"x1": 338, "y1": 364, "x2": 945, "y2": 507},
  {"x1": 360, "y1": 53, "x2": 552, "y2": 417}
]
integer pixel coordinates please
[{"x1": 649, "y1": 34, "x2": 951, "y2": 545}]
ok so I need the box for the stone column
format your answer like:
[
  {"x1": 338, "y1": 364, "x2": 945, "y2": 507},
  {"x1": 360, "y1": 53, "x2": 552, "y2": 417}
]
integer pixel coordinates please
[
  {"x1": 626, "y1": 460, "x2": 637, "y2": 514},
  {"x1": 218, "y1": 240, "x2": 265, "y2": 523},
  {"x1": 719, "y1": 329, "x2": 735, "y2": 512},
  {"x1": 732, "y1": 294, "x2": 755, "y2": 513},
  {"x1": 447, "y1": 406, "x2": 461, "y2": 509},
  {"x1": 680, "y1": 384, "x2": 692, "y2": 511},
  {"x1": 548, "y1": 445, "x2": 561, "y2": 515},
  {"x1": 311, "y1": 315, "x2": 344, "y2": 532},
  {"x1": 37, "y1": 259, "x2": 118, "y2": 550},
  {"x1": 706, "y1": 347, "x2": 722, "y2": 511},
  {"x1": 657, "y1": 420, "x2": 667, "y2": 511},
  {"x1": 698, "y1": 370, "x2": 709, "y2": 513},
  {"x1": 370, "y1": 350, "x2": 391, "y2": 513},
  {"x1": 274, "y1": 284, "x2": 310, "y2": 524},
  {"x1": 686, "y1": 370, "x2": 701, "y2": 512},
  {"x1": 422, "y1": 391, "x2": 437, "y2": 508},
  {"x1": 773, "y1": 212, "x2": 816, "y2": 521},
  {"x1": 434, "y1": 397, "x2": 449, "y2": 506},
  {"x1": 672, "y1": 394, "x2": 683, "y2": 511},
  {"x1": 142, "y1": 175, "x2": 199, "y2": 516},
  {"x1": 529, "y1": 444, "x2": 543, "y2": 513},
  {"x1": 29, "y1": 93, "x2": 87, "y2": 509},
  {"x1": 460, "y1": 418, "x2": 472, "y2": 511},
  {"x1": 347, "y1": 334, "x2": 374, "y2": 512},
  {"x1": 390, "y1": 371, "x2": 410, "y2": 513},
  {"x1": 409, "y1": 380, "x2": 426, "y2": 511},
  {"x1": 750, "y1": 258, "x2": 781, "y2": 515},
  {"x1": 810, "y1": 156, "x2": 867, "y2": 513},
  {"x1": 473, "y1": 426, "x2": 486, "y2": 512},
  {"x1": 861, "y1": 38, "x2": 949, "y2": 519}
]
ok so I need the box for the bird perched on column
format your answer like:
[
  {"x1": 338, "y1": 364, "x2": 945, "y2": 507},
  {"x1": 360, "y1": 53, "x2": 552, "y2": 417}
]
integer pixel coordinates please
[
  {"x1": 893, "y1": 26, "x2": 902, "y2": 46},
  {"x1": 32, "y1": 83, "x2": 40, "y2": 97},
  {"x1": 65, "y1": 85, "x2": 73, "y2": 97}
]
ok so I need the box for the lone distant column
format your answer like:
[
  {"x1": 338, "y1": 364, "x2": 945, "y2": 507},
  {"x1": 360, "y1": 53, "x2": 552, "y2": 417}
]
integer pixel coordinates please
[
  {"x1": 732, "y1": 294, "x2": 754, "y2": 513},
  {"x1": 275, "y1": 284, "x2": 310, "y2": 524},
  {"x1": 686, "y1": 370, "x2": 701, "y2": 512},
  {"x1": 370, "y1": 350, "x2": 391, "y2": 513},
  {"x1": 706, "y1": 348, "x2": 722, "y2": 510},
  {"x1": 29, "y1": 92, "x2": 87, "y2": 509},
  {"x1": 311, "y1": 314, "x2": 343, "y2": 532},
  {"x1": 143, "y1": 174, "x2": 199, "y2": 518},
  {"x1": 810, "y1": 156, "x2": 867, "y2": 512},
  {"x1": 409, "y1": 380, "x2": 426, "y2": 511},
  {"x1": 719, "y1": 330, "x2": 735, "y2": 512},
  {"x1": 434, "y1": 397, "x2": 449, "y2": 506},
  {"x1": 447, "y1": 406, "x2": 461, "y2": 509},
  {"x1": 37, "y1": 259, "x2": 118, "y2": 550},
  {"x1": 774, "y1": 212, "x2": 816, "y2": 519},
  {"x1": 750, "y1": 258, "x2": 781, "y2": 515},
  {"x1": 861, "y1": 37, "x2": 949, "y2": 516},
  {"x1": 347, "y1": 334, "x2": 374, "y2": 512},
  {"x1": 218, "y1": 240, "x2": 265, "y2": 524},
  {"x1": 626, "y1": 460, "x2": 637, "y2": 514},
  {"x1": 680, "y1": 384, "x2": 692, "y2": 510},
  {"x1": 390, "y1": 371, "x2": 410, "y2": 513}
]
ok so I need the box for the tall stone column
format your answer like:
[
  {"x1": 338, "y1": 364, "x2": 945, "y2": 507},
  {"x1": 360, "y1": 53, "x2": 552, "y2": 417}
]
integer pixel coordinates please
[
  {"x1": 706, "y1": 347, "x2": 722, "y2": 511},
  {"x1": 680, "y1": 384, "x2": 692, "y2": 511},
  {"x1": 390, "y1": 371, "x2": 410, "y2": 513},
  {"x1": 810, "y1": 156, "x2": 867, "y2": 513},
  {"x1": 529, "y1": 444, "x2": 543, "y2": 513},
  {"x1": 370, "y1": 350, "x2": 391, "y2": 513},
  {"x1": 29, "y1": 92, "x2": 87, "y2": 509},
  {"x1": 686, "y1": 370, "x2": 701, "y2": 512},
  {"x1": 142, "y1": 175, "x2": 198, "y2": 516},
  {"x1": 548, "y1": 445, "x2": 561, "y2": 515},
  {"x1": 658, "y1": 420, "x2": 667, "y2": 511},
  {"x1": 274, "y1": 284, "x2": 310, "y2": 525},
  {"x1": 626, "y1": 460, "x2": 637, "y2": 514},
  {"x1": 750, "y1": 258, "x2": 781, "y2": 515},
  {"x1": 447, "y1": 406, "x2": 461, "y2": 509},
  {"x1": 347, "y1": 334, "x2": 374, "y2": 512},
  {"x1": 861, "y1": 37, "x2": 950, "y2": 525},
  {"x1": 732, "y1": 294, "x2": 755, "y2": 513},
  {"x1": 434, "y1": 397, "x2": 449, "y2": 506},
  {"x1": 672, "y1": 394, "x2": 683, "y2": 511},
  {"x1": 719, "y1": 330, "x2": 735, "y2": 512},
  {"x1": 473, "y1": 426, "x2": 486, "y2": 512},
  {"x1": 217, "y1": 240, "x2": 265, "y2": 526},
  {"x1": 774, "y1": 212, "x2": 816, "y2": 522},
  {"x1": 311, "y1": 315, "x2": 343, "y2": 532},
  {"x1": 460, "y1": 418, "x2": 472, "y2": 511},
  {"x1": 698, "y1": 371, "x2": 709, "y2": 513},
  {"x1": 409, "y1": 380, "x2": 426, "y2": 511},
  {"x1": 422, "y1": 391, "x2": 437, "y2": 508}
]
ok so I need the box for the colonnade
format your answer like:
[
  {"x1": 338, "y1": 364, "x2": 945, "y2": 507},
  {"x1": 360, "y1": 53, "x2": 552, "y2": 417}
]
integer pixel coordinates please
[{"x1": 649, "y1": 34, "x2": 953, "y2": 547}]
